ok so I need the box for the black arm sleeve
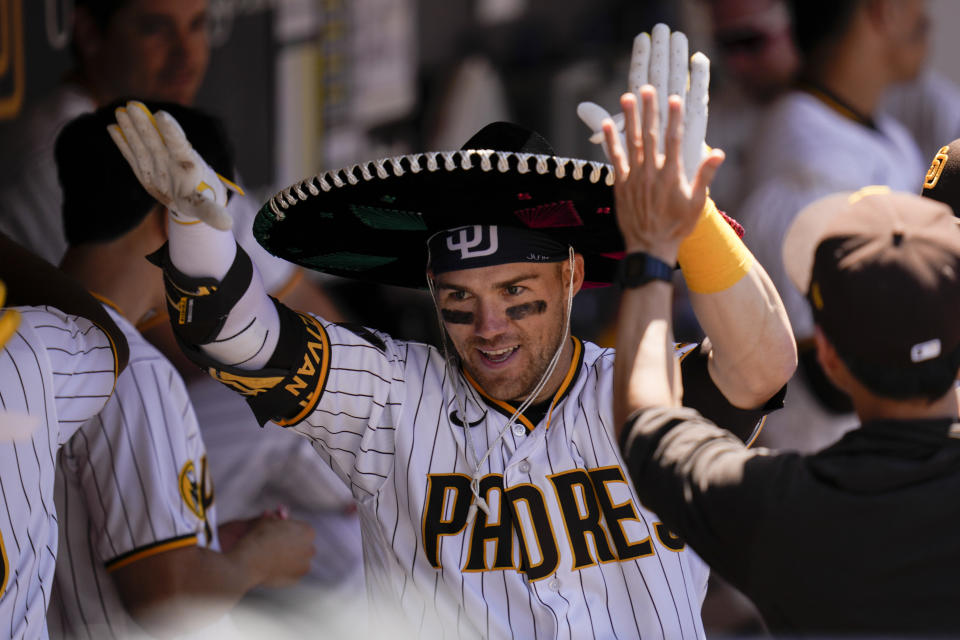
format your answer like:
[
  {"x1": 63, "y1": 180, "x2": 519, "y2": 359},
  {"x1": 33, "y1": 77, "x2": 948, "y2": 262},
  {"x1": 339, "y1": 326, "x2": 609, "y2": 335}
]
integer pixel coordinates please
[
  {"x1": 149, "y1": 242, "x2": 331, "y2": 426},
  {"x1": 618, "y1": 406, "x2": 798, "y2": 593}
]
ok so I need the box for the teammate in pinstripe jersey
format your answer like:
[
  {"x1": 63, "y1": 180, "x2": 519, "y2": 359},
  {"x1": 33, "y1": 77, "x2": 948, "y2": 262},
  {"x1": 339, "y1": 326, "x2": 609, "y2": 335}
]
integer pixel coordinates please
[
  {"x1": 110, "y1": 26, "x2": 797, "y2": 639},
  {"x1": 46, "y1": 103, "x2": 316, "y2": 639},
  {"x1": 0, "y1": 235, "x2": 129, "y2": 640}
]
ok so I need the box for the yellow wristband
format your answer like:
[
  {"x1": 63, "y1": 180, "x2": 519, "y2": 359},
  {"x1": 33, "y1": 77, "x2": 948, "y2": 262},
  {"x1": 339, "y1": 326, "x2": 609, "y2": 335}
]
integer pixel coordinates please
[{"x1": 677, "y1": 199, "x2": 754, "y2": 294}]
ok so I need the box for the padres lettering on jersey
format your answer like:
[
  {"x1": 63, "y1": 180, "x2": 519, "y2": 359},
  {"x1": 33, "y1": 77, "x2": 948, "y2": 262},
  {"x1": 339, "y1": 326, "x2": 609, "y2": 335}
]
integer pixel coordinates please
[
  {"x1": 270, "y1": 320, "x2": 771, "y2": 640},
  {"x1": 422, "y1": 469, "x2": 684, "y2": 580}
]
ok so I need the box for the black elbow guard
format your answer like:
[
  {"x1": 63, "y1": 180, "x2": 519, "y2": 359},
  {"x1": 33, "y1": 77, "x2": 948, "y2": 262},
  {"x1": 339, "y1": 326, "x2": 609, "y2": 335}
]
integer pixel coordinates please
[
  {"x1": 147, "y1": 243, "x2": 254, "y2": 345},
  {"x1": 181, "y1": 300, "x2": 330, "y2": 426},
  {"x1": 207, "y1": 305, "x2": 331, "y2": 426},
  {"x1": 147, "y1": 245, "x2": 331, "y2": 426}
]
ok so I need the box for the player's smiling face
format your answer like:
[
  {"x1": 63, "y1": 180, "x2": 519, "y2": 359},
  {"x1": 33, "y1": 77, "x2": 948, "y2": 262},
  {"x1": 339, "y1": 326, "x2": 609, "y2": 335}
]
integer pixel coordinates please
[{"x1": 434, "y1": 258, "x2": 583, "y2": 403}]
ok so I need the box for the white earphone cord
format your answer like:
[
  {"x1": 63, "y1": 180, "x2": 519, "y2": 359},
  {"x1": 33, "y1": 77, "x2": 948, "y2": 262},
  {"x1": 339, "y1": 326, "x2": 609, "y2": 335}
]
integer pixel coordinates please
[{"x1": 428, "y1": 248, "x2": 577, "y2": 524}]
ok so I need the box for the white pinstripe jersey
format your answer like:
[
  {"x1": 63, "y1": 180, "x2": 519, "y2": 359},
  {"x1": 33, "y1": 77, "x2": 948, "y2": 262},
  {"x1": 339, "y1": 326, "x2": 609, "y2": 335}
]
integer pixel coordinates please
[
  {"x1": 0, "y1": 306, "x2": 119, "y2": 640},
  {"x1": 287, "y1": 319, "x2": 717, "y2": 640},
  {"x1": 48, "y1": 306, "x2": 217, "y2": 640}
]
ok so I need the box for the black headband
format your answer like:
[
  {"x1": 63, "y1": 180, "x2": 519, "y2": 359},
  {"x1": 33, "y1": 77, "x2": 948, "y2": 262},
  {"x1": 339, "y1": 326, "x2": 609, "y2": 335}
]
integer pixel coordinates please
[{"x1": 427, "y1": 225, "x2": 569, "y2": 275}]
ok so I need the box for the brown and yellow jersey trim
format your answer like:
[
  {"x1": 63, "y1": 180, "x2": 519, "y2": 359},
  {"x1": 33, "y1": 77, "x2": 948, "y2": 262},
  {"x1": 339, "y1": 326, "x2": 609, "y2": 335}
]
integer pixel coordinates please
[
  {"x1": 89, "y1": 292, "x2": 124, "y2": 317},
  {"x1": 0, "y1": 528, "x2": 8, "y2": 599},
  {"x1": 464, "y1": 336, "x2": 584, "y2": 433},
  {"x1": 744, "y1": 415, "x2": 767, "y2": 449},
  {"x1": 104, "y1": 533, "x2": 198, "y2": 573},
  {"x1": 797, "y1": 81, "x2": 878, "y2": 131},
  {"x1": 271, "y1": 268, "x2": 305, "y2": 302},
  {"x1": 88, "y1": 292, "x2": 129, "y2": 392}
]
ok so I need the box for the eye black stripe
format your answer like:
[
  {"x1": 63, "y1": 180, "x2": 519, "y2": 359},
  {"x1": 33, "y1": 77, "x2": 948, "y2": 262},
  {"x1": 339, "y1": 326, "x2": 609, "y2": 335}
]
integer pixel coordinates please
[
  {"x1": 441, "y1": 309, "x2": 474, "y2": 324},
  {"x1": 506, "y1": 300, "x2": 547, "y2": 320}
]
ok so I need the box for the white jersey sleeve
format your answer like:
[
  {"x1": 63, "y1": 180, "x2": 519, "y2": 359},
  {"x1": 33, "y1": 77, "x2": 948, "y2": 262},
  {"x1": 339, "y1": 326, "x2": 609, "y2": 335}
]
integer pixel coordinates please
[
  {"x1": 0, "y1": 306, "x2": 118, "y2": 640},
  {"x1": 14, "y1": 306, "x2": 120, "y2": 442},
  {"x1": 62, "y1": 308, "x2": 214, "y2": 568},
  {"x1": 287, "y1": 320, "x2": 407, "y2": 501},
  {"x1": 51, "y1": 308, "x2": 216, "y2": 638}
]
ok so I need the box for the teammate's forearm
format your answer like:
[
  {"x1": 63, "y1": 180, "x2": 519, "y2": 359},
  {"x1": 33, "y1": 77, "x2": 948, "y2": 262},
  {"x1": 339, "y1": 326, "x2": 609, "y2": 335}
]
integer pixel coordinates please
[
  {"x1": 614, "y1": 280, "x2": 681, "y2": 431},
  {"x1": 688, "y1": 262, "x2": 797, "y2": 408},
  {"x1": 111, "y1": 545, "x2": 265, "y2": 638},
  {"x1": 676, "y1": 200, "x2": 795, "y2": 407}
]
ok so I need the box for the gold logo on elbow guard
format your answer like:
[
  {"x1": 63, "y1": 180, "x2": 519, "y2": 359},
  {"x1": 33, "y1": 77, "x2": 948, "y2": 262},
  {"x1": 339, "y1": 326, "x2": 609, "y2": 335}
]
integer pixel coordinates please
[
  {"x1": 209, "y1": 369, "x2": 284, "y2": 396},
  {"x1": 924, "y1": 146, "x2": 950, "y2": 190}
]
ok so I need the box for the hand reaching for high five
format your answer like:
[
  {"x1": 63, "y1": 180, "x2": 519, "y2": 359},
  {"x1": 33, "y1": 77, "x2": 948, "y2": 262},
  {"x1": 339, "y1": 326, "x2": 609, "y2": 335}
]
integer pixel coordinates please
[
  {"x1": 107, "y1": 100, "x2": 241, "y2": 231},
  {"x1": 578, "y1": 23, "x2": 710, "y2": 183},
  {"x1": 604, "y1": 87, "x2": 724, "y2": 264}
]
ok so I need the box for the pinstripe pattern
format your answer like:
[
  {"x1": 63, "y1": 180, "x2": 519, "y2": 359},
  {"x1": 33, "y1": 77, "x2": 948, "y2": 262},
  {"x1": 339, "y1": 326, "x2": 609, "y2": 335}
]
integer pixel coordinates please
[
  {"x1": 289, "y1": 319, "x2": 710, "y2": 639},
  {"x1": 0, "y1": 306, "x2": 117, "y2": 640},
  {"x1": 49, "y1": 307, "x2": 216, "y2": 639}
]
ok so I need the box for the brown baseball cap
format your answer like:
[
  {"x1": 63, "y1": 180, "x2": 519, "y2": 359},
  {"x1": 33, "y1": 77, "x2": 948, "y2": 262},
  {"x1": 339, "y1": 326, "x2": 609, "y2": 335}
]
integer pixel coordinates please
[
  {"x1": 921, "y1": 139, "x2": 960, "y2": 216},
  {"x1": 782, "y1": 186, "x2": 960, "y2": 369}
]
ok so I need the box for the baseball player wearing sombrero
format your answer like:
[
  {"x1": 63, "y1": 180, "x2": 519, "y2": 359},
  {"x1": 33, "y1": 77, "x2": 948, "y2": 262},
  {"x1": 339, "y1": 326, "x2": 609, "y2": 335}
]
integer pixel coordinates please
[
  {"x1": 0, "y1": 234, "x2": 129, "y2": 639},
  {"x1": 109, "y1": 26, "x2": 796, "y2": 639}
]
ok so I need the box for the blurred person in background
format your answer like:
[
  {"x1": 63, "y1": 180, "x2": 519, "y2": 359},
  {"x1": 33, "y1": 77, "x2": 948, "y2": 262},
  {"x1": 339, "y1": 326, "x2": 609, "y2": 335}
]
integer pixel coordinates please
[
  {"x1": 0, "y1": 0, "x2": 210, "y2": 264},
  {"x1": 703, "y1": 0, "x2": 960, "y2": 215},
  {"x1": 701, "y1": 0, "x2": 800, "y2": 213},
  {"x1": 736, "y1": 0, "x2": 930, "y2": 454},
  {"x1": 50, "y1": 100, "x2": 317, "y2": 640},
  {"x1": 0, "y1": 0, "x2": 338, "y2": 327},
  {"x1": 0, "y1": 0, "x2": 364, "y2": 621},
  {"x1": 668, "y1": 4, "x2": 801, "y2": 633},
  {"x1": 0, "y1": 235, "x2": 130, "y2": 640}
]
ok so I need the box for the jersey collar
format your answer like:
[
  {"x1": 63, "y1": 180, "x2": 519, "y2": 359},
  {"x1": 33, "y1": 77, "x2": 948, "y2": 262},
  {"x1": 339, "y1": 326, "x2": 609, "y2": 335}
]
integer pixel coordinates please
[
  {"x1": 463, "y1": 336, "x2": 584, "y2": 433},
  {"x1": 89, "y1": 291, "x2": 125, "y2": 317},
  {"x1": 797, "y1": 80, "x2": 879, "y2": 131}
]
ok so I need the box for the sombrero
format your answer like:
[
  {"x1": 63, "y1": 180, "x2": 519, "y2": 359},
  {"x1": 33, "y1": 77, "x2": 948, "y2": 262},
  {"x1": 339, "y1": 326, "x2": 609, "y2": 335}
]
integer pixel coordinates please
[{"x1": 253, "y1": 122, "x2": 623, "y2": 289}]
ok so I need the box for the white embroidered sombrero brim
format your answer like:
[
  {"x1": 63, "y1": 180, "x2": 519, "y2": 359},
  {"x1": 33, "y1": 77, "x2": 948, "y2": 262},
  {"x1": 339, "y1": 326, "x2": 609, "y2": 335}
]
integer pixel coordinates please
[{"x1": 253, "y1": 122, "x2": 624, "y2": 289}]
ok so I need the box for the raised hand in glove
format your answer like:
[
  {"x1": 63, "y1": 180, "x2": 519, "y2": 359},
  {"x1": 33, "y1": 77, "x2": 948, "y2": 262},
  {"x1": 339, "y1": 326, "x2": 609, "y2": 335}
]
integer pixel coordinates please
[
  {"x1": 577, "y1": 23, "x2": 710, "y2": 182},
  {"x1": 107, "y1": 100, "x2": 242, "y2": 231}
]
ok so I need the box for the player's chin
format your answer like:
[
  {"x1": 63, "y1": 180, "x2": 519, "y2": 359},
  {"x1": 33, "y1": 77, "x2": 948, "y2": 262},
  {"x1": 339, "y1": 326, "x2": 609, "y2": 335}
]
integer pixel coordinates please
[{"x1": 466, "y1": 364, "x2": 523, "y2": 400}]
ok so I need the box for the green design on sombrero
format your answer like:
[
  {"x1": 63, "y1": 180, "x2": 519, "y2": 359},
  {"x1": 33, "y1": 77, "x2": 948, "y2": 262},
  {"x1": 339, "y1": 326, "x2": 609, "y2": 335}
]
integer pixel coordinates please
[{"x1": 253, "y1": 122, "x2": 624, "y2": 289}]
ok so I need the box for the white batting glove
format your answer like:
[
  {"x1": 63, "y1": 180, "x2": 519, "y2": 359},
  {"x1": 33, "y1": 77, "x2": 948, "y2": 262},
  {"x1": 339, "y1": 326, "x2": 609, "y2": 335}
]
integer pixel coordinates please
[
  {"x1": 577, "y1": 23, "x2": 710, "y2": 182},
  {"x1": 576, "y1": 102, "x2": 625, "y2": 161},
  {"x1": 107, "y1": 100, "x2": 241, "y2": 231}
]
